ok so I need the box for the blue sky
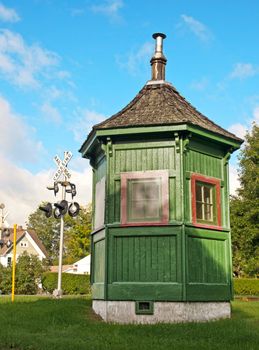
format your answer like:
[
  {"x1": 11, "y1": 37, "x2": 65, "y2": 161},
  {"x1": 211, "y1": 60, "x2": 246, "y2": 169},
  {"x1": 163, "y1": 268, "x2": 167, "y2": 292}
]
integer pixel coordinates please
[{"x1": 0, "y1": 0, "x2": 258, "y2": 225}]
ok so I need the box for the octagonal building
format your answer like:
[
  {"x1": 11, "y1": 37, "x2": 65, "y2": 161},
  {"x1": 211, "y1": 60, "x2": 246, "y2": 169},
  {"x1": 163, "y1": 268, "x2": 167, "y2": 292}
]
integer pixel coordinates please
[{"x1": 79, "y1": 33, "x2": 242, "y2": 323}]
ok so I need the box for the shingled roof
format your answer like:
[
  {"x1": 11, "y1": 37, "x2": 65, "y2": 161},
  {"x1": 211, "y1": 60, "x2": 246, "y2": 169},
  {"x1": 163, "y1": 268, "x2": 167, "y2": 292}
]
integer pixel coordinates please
[
  {"x1": 93, "y1": 82, "x2": 241, "y2": 142},
  {"x1": 0, "y1": 227, "x2": 48, "y2": 257}
]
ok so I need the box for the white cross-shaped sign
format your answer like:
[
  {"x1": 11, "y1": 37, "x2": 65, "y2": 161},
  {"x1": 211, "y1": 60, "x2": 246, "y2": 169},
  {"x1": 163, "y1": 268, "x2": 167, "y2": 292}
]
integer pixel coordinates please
[{"x1": 53, "y1": 151, "x2": 73, "y2": 182}]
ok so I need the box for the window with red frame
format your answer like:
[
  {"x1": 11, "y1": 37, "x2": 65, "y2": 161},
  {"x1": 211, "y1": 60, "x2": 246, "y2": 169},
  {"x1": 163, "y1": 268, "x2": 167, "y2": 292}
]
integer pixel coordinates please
[
  {"x1": 121, "y1": 170, "x2": 169, "y2": 225},
  {"x1": 191, "y1": 174, "x2": 221, "y2": 228}
]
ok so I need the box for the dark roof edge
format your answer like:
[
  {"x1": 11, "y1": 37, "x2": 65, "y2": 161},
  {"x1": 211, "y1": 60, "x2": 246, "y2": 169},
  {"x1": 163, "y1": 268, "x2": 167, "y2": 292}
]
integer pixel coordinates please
[{"x1": 80, "y1": 122, "x2": 242, "y2": 159}]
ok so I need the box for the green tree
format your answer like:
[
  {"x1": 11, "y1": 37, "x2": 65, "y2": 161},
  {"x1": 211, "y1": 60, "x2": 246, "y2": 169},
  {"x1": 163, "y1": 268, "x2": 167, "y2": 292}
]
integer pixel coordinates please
[
  {"x1": 0, "y1": 253, "x2": 47, "y2": 295},
  {"x1": 27, "y1": 204, "x2": 92, "y2": 263},
  {"x1": 15, "y1": 252, "x2": 47, "y2": 294},
  {"x1": 0, "y1": 263, "x2": 12, "y2": 294},
  {"x1": 64, "y1": 205, "x2": 91, "y2": 263},
  {"x1": 230, "y1": 123, "x2": 259, "y2": 277}
]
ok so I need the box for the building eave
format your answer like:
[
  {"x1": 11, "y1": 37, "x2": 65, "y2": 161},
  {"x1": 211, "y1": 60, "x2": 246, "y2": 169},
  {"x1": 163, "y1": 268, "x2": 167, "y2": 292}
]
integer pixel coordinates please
[{"x1": 79, "y1": 122, "x2": 243, "y2": 159}]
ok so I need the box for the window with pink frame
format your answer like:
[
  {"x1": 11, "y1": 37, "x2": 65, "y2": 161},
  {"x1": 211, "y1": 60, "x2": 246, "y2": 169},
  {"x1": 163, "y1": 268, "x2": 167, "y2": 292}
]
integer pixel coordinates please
[{"x1": 121, "y1": 170, "x2": 169, "y2": 225}]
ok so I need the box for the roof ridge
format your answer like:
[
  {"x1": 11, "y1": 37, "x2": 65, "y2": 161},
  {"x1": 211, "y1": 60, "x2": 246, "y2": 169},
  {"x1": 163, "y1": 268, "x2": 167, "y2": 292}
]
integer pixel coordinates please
[{"x1": 164, "y1": 84, "x2": 239, "y2": 139}]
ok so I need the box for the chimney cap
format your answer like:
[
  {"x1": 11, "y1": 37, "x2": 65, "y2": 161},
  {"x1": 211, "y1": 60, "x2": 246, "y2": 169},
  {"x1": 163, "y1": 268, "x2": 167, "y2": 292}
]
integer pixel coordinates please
[{"x1": 152, "y1": 32, "x2": 166, "y2": 40}]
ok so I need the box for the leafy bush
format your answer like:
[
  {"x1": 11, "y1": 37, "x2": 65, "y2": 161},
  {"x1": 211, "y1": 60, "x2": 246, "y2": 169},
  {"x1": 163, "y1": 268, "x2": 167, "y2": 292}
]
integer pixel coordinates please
[
  {"x1": 0, "y1": 264, "x2": 12, "y2": 294},
  {"x1": 0, "y1": 253, "x2": 46, "y2": 295},
  {"x1": 42, "y1": 272, "x2": 91, "y2": 295},
  {"x1": 234, "y1": 278, "x2": 259, "y2": 296}
]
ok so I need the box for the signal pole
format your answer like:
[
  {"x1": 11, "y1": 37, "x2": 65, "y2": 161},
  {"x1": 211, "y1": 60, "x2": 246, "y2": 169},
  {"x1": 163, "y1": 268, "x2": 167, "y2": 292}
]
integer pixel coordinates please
[
  {"x1": 40, "y1": 151, "x2": 80, "y2": 298},
  {"x1": 55, "y1": 181, "x2": 66, "y2": 297}
]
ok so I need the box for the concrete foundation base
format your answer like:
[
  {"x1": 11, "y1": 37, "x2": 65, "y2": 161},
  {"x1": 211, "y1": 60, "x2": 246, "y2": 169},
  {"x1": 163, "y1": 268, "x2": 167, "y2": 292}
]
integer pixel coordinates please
[{"x1": 93, "y1": 300, "x2": 231, "y2": 324}]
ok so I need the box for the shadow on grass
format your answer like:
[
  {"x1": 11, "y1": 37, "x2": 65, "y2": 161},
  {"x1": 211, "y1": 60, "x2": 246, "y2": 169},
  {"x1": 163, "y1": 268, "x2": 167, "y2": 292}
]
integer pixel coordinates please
[{"x1": 0, "y1": 297, "x2": 258, "y2": 350}]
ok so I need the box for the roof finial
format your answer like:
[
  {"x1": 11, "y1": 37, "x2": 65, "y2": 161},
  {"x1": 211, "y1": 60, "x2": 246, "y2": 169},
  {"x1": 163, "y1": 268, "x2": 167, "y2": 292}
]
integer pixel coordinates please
[{"x1": 150, "y1": 33, "x2": 167, "y2": 81}]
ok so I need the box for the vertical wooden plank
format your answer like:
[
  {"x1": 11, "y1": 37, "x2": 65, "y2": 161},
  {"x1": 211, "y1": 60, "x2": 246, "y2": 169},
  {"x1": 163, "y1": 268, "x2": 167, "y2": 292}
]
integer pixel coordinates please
[
  {"x1": 145, "y1": 236, "x2": 151, "y2": 282},
  {"x1": 140, "y1": 237, "x2": 146, "y2": 281},
  {"x1": 151, "y1": 236, "x2": 158, "y2": 281},
  {"x1": 152, "y1": 147, "x2": 158, "y2": 170},
  {"x1": 163, "y1": 236, "x2": 170, "y2": 282},
  {"x1": 157, "y1": 237, "x2": 165, "y2": 281},
  {"x1": 128, "y1": 237, "x2": 134, "y2": 281},
  {"x1": 120, "y1": 150, "x2": 125, "y2": 172},
  {"x1": 116, "y1": 237, "x2": 122, "y2": 281},
  {"x1": 122, "y1": 237, "x2": 128, "y2": 281},
  {"x1": 170, "y1": 235, "x2": 177, "y2": 282},
  {"x1": 134, "y1": 237, "x2": 140, "y2": 282},
  {"x1": 141, "y1": 149, "x2": 147, "y2": 170},
  {"x1": 163, "y1": 147, "x2": 169, "y2": 170},
  {"x1": 158, "y1": 147, "x2": 163, "y2": 169},
  {"x1": 168, "y1": 146, "x2": 174, "y2": 170}
]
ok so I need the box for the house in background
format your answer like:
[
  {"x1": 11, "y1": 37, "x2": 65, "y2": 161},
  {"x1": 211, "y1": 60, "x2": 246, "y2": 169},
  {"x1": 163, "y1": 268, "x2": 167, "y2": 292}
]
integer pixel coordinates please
[
  {"x1": 50, "y1": 255, "x2": 91, "y2": 275},
  {"x1": 0, "y1": 226, "x2": 48, "y2": 267},
  {"x1": 65, "y1": 255, "x2": 91, "y2": 274}
]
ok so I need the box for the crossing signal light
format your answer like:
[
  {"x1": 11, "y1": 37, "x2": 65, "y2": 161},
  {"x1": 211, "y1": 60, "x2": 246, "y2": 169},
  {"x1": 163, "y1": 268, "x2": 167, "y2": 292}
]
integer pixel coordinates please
[
  {"x1": 68, "y1": 202, "x2": 80, "y2": 217},
  {"x1": 53, "y1": 200, "x2": 68, "y2": 219},
  {"x1": 47, "y1": 182, "x2": 59, "y2": 196},
  {"x1": 66, "y1": 183, "x2": 77, "y2": 199},
  {"x1": 39, "y1": 203, "x2": 52, "y2": 218}
]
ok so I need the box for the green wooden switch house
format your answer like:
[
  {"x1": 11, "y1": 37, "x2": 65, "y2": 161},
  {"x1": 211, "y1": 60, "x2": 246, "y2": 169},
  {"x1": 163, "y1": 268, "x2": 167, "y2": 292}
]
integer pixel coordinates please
[{"x1": 79, "y1": 33, "x2": 242, "y2": 323}]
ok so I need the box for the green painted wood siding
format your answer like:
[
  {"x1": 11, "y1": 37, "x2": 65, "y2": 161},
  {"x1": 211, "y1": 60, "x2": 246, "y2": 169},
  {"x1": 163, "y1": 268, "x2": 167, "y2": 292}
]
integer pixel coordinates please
[
  {"x1": 112, "y1": 235, "x2": 177, "y2": 282},
  {"x1": 185, "y1": 227, "x2": 232, "y2": 301},
  {"x1": 93, "y1": 239, "x2": 105, "y2": 283},
  {"x1": 90, "y1": 134, "x2": 233, "y2": 302},
  {"x1": 185, "y1": 150, "x2": 222, "y2": 179},
  {"x1": 107, "y1": 226, "x2": 183, "y2": 301},
  {"x1": 114, "y1": 146, "x2": 176, "y2": 173},
  {"x1": 187, "y1": 236, "x2": 228, "y2": 284},
  {"x1": 108, "y1": 141, "x2": 180, "y2": 223},
  {"x1": 184, "y1": 148, "x2": 229, "y2": 228}
]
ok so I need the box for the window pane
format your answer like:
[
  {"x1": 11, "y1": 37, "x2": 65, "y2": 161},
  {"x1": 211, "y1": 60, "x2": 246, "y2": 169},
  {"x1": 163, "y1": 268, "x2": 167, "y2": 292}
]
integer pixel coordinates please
[
  {"x1": 196, "y1": 202, "x2": 203, "y2": 220},
  {"x1": 145, "y1": 199, "x2": 160, "y2": 218},
  {"x1": 204, "y1": 186, "x2": 212, "y2": 204},
  {"x1": 205, "y1": 204, "x2": 213, "y2": 221},
  {"x1": 132, "y1": 182, "x2": 145, "y2": 200},
  {"x1": 196, "y1": 183, "x2": 202, "y2": 202},
  {"x1": 145, "y1": 181, "x2": 159, "y2": 199},
  {"x1": 131, "y1": 201, "x2": 145, "y2": 219},
  {"x1": 127, "y1": 177, "x2": 163, "y2": 222}
]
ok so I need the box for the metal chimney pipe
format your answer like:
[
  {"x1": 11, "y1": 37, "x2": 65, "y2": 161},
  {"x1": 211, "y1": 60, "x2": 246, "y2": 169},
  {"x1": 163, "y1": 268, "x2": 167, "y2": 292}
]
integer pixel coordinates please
[{"x1": 150, "y1": 33, "x2": 167, "y2": 81}]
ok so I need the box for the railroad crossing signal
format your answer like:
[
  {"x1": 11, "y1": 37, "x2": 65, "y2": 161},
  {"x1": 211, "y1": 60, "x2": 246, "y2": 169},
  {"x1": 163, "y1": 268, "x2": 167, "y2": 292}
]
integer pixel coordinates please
[{"x1": 53, "y1": 151, "x2": 72, "y2": 182}]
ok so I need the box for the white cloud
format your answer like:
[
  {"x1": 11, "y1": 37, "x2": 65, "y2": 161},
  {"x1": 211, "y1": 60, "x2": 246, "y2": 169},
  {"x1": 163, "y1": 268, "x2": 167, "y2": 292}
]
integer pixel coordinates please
[
  {"x1": 190, "y1": 77, "x2": 208, "y2": 91},
  {"x1": 71, "y1": 109, "x2": 106, "y2": 142},
  {"x1": 40, "y1": 102, "x2": 62, "y2": 124},
  {"x1": 0, "y1": 29, "x2": 59, "y2": 88},
  {"x1": 228, "y1": 123, "x2": 247, "y2": 139},
  {"x1": 0, "y1": 154, "x2": 92, "y2": 226},
  {"x1": 180, "y1": 14, "x2": 212, "y2": 42},
  {"x1": 0, "y1": 3, "x2": 20, "y2": 22},
  {"x1": 0, "y1": 95, "x2": 44, "y2": 163},
  {"x1": 229, "y1": 163, "x2": 240, "y2": 195},
  {"x1": 91, "y1": 0, "x2": 123, "y2": 21},
  {"x1": 116, "y1": 42, "x2": 153, "y2": 75},
  {"x1": 229, "y1": 63, "x2": 259, "y2": 79},
  {"x1": 228, "y1": 105, "x2": 259, "y2": 139}
]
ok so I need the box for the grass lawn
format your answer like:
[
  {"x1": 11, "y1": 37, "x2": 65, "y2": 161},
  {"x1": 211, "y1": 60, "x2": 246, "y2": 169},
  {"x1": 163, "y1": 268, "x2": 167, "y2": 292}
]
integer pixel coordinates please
[{"x1": 0, "y1": 296, "x2": 258, "y2": 350}]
